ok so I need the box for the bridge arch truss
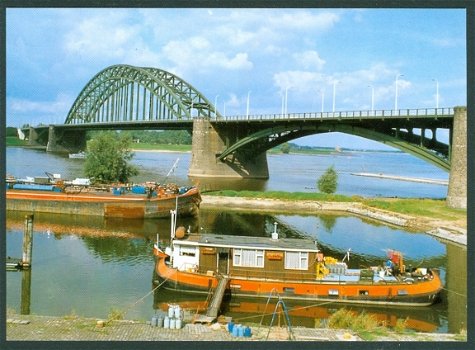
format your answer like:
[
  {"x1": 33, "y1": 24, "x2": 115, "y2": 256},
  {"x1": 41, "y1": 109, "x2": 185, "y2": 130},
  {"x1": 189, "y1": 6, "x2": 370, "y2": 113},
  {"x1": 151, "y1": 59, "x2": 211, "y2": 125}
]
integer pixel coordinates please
[
  {"x1": 65, "y1": 64, "x2": 219, "y2": 124},
  {"x1": 216, "y1": 121, "x2": 451, "y2": 171}
]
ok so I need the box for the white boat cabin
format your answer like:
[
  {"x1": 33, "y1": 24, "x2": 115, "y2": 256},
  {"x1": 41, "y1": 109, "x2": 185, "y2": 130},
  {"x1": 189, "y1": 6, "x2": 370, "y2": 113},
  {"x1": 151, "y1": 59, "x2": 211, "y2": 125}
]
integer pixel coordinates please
[{"x1": 168, "y1": 233, "x2": 322, "y2": 280}]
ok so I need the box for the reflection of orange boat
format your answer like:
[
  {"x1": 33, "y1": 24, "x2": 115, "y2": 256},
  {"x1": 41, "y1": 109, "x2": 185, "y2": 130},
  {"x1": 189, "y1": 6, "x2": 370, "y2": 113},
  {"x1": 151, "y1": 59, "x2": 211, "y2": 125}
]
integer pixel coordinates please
[
  {"x1": 154, "y1": 227, "x2": 443, "y2": 307},
  {"x1": 153, "y1": 296, "x2": 439, "y2": 333},
  {"x1": 6, "y1": 175, "x2": 201, "y2": 218}
]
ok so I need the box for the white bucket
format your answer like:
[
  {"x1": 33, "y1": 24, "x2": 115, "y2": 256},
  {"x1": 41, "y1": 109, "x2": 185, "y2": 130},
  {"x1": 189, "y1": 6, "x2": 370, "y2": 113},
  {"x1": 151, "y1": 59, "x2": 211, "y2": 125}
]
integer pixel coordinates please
[
  {"x1": 168, "y1": 305, "x2": 175, "y2": 318},
  {"x1": 174, "y1": 305, "x2": 182, "y2": 319},
  {"x1": 176, "y1": 318, "x2": 182, "y2": 329}
]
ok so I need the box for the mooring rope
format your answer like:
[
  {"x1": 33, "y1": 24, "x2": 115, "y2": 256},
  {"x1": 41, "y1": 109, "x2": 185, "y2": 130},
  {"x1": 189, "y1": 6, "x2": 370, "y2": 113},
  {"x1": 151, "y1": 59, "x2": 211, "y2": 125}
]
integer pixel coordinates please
[{"x1": 105, "y1": 262, "x2": 178, "y2": 325}]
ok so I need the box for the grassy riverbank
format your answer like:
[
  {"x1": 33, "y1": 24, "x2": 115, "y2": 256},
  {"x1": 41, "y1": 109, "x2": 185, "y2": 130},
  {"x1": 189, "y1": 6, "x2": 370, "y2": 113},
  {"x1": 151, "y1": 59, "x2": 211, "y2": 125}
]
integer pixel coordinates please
[{"x1": 205, "y1": 190, "x2": 466, "y2": 224}]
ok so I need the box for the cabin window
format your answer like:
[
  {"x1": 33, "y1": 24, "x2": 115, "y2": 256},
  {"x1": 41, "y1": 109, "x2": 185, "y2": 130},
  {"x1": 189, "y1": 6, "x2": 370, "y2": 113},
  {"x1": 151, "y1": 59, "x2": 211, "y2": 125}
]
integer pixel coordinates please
[
  {"x1": 284, "y1": 251, "x2": 309, "y2": 270},
  {"x1": 233, "y1": 248, "x2": 264, "y2": 268},
  {"x1": 179, "y1": 246, "x2": 196, "y2": 257}
]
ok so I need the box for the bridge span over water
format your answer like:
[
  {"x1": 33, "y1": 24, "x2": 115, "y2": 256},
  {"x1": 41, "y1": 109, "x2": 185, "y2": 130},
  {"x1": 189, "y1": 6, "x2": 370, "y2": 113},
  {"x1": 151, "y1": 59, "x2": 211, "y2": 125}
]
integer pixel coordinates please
[{"x1": 23, "y1": 64, "x2": 466, "y2": 208}]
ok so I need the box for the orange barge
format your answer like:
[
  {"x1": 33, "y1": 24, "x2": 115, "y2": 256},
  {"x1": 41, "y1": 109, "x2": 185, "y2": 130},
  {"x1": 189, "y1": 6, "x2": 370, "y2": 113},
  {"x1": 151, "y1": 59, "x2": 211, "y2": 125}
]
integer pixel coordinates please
[
  {"x1": 153, "y1": 229, "x2": 442, "y2": 307},
  {"x1": 6, "y1": 175, "x2": 201, "y2": 219}
]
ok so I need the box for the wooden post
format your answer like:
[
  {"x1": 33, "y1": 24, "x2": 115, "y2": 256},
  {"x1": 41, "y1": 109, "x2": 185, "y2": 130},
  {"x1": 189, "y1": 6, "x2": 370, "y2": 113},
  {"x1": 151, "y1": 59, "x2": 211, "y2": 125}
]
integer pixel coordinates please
[
  {"x1": 22, "y1": 214, "x2": 34, "y2": 268},
  {"x1": 20, "y1": 268, "x2": 32, "y2": 315}
]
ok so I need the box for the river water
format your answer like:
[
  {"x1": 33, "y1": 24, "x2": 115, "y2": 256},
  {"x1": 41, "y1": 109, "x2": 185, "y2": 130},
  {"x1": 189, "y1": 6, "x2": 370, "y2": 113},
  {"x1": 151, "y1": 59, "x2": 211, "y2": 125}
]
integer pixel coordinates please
[{"x1": 5, "y1": 147, "x2": 466, "y2": 334}]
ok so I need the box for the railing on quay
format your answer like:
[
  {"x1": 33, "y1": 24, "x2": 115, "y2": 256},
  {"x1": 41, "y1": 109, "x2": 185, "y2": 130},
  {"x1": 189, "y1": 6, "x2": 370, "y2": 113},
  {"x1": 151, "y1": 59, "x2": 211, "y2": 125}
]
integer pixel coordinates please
[{"x1": 217, "y1": 107, "x2": 454, "y2": 122}]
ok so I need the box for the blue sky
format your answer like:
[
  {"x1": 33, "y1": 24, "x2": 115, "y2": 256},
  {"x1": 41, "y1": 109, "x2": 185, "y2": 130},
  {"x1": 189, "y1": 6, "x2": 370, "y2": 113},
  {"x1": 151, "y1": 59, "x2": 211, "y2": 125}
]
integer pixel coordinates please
[{"x1": 6, "y1": 8, "x2": 467, "y2": 149}]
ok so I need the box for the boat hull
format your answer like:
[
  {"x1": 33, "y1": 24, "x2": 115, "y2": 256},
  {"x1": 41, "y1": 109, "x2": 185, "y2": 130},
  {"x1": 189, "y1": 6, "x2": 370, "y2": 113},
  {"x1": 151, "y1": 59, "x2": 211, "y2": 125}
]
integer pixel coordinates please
[
  {"x1": 154, "y1": 256, "x2": 442, "y2": 307},
  {"x1": 6, "y1": 187, "x2": 201, "y2": 219}
]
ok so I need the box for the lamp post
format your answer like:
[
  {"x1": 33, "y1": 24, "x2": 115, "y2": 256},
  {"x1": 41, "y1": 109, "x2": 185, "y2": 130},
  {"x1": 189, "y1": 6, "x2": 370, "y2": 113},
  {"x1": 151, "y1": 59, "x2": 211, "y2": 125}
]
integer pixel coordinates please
[
  {"x1": 332, "y1": 80, "x2": 338, "y2": 113},
  {"x1": 394, "y1": 74, "x2": 404, "y2": 111},
  {"x1": 432, "y1": 78, "x2": 439, "y2": 109},
  {"x1": 246, "y1": 90, "x2": 251, "y2": 119},
  {"x1": 368, "y1": 85, "x2": 374, "y2": 113},
  {"x1": 321, "y1": 90, "x2": 325, "y2": 114},
  {"x1": 285, "y1": 86, "x2": 289, "y2": 116}
]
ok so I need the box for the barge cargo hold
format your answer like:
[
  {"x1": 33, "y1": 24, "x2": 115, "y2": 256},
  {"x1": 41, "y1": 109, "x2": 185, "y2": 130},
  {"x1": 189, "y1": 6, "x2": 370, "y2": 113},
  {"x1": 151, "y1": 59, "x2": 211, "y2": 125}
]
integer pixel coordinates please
[
  {"x1": 153, "y1": 229, "x2": 442, "y2": 307},
  {"x1": 6, "y1": 176, "x2": 201, "y2": 219}
]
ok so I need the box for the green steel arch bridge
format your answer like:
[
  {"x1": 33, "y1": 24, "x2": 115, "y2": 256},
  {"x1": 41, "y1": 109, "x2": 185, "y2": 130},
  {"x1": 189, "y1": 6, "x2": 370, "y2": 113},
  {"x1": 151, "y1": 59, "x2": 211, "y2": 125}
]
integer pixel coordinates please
[{"x1": 23, "y1": 64, "x2": 466, "y2": 207}]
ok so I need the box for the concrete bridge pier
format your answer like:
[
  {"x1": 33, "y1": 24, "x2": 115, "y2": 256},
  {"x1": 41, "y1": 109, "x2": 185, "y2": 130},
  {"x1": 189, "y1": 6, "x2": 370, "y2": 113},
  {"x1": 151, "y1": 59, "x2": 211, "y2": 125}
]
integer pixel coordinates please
[
  {"x1": 189, "y1": 118, "x2": 269, "y2": 179},
  {"x1": 27, "y1": 127, "x2": 49, "y2": 147},
  {"x1": 46, "y1": 126, "x2": 87, "y2": 153},
  {"x1": 446, "y1": 106, "x2": 467, "y2": 209}
]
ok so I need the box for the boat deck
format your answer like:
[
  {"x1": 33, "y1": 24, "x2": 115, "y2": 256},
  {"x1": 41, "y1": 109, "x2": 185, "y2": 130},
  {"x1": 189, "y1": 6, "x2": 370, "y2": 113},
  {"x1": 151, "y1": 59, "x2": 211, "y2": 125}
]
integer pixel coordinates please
[{"x1": 321, "y1": 269, "x2": 399, "y2": 283}]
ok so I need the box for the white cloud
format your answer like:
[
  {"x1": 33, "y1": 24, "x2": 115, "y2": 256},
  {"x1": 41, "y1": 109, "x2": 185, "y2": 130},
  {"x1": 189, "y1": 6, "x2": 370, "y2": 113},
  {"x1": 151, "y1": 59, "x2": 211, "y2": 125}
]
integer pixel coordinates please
[
  {"x1": 64, "y1": 15, "x2": 139, "y2": 59},
  {"x1": 269, "y1": 11, "x2": 340, "y2": 30},
  {"x1": 7, "y1": 93, "x2": 75, "y2": 125},
  {"x1": 293, "y1": 50, "x2": 326, "y2": 71},
  {"x1": 225, "y1": 93, "x2": 241, "y2": 108},
  {"x1": 9, "y1": 93, "x2": 73, "y2": 115},
  {"x1": 162, "y1": 36, "x2": 252, "y2": 74},
  {"x1": 273, "y1": 71, "x2": 328, "y2": 94}
]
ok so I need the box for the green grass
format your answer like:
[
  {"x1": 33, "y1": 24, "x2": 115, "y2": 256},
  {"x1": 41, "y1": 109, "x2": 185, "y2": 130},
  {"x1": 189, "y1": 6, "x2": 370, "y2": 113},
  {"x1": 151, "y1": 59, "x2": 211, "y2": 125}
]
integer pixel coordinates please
[
  {"x1": 362, "y1": 197, "x2": 465, "y2": 220},
  {"x1": 206, "y1": 190, "x2": 355, "y2": 202},
  {"x1": 6, "y1": 136, "x2": 28, "y2": 146},
  {"x1": 131, "y1": 143, "x2": 191, "y2": 152},
  {"x1": 205, "y1": 190, "x2": 466, "y2": 222}
]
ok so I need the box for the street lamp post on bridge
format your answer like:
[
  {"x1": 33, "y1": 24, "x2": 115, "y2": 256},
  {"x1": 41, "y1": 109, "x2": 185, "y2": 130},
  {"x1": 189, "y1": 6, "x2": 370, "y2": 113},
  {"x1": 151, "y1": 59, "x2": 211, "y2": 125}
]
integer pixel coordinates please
[
  {"x1": 432, "y1": 78, "x2": 439, "y2": 109},
  {"x1": 214, "y1": 95, "x2": 219, "y2": 117},
  {"x1": 368, "y1": 85, "x2": 374, "y2": 114},
  {"x1": 332, "y1": 80, "x2": 339, "y2": 113},
  {"x1": 246, "y1": 91, "x2": 251, "y2": 120},
  {"x1": 394, "y1": 74, "x2": 404, "y2": 111}
]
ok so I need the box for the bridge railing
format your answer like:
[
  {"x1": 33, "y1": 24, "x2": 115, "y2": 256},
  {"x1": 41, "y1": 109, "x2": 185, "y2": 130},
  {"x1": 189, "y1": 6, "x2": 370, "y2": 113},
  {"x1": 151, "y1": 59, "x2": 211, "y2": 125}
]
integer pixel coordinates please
[{"x1": 219, "y1": 107, "x2": 454, "y2": 122}]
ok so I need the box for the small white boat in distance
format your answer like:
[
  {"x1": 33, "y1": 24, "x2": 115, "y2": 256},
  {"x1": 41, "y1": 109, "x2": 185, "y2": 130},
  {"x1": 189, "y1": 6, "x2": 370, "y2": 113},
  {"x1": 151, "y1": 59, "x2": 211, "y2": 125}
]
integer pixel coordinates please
[{"x1": 68, "y1": 151, "x2": 86, "y2": 159}]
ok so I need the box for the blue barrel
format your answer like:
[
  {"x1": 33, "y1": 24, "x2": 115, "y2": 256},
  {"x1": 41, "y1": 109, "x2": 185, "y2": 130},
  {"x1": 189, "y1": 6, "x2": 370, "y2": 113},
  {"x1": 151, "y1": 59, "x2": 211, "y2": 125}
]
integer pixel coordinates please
[
  {"x1": 163, "y1": 316, "x2": 170, "y2": 329},
  {"x1": 238, "y1": 325, "x2": 244, "y2": 337},
  {"x1": 227, "y1": 321, "x2": 234, "y2": 333},
  {"x1": 244, "y1": 326, "x2": 252, "y2": 337},
  {"x1": 232, "y1": 325, "x2": 239, "y2": 337}
]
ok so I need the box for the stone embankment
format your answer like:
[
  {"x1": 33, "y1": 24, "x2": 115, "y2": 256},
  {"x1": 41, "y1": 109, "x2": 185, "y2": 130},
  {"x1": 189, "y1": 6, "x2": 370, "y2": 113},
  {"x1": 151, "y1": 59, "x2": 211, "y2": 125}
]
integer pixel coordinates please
[
  {"x1": 6, "y1": 314, "x2": 463, "y2": 342},
  {"x1": 201, "y1": 196, "x2": 466, "y2": 246}
]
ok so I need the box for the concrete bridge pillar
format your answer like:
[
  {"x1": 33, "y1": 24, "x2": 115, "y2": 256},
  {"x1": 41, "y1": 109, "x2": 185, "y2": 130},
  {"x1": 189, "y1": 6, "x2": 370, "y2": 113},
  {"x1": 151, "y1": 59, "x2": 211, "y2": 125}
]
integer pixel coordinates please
[
  {"x1": 27, "y1": 127, "x2": 48, "y2": 147},
  {"x1": 446, "y1": 106, "x2": 466, "y2": 209},
  {"x1": 188, "y1": 118, "x2": 269, "y2": 179},
  {"x1": 46, "y1": 126, "x2": 87, "y2": 153}
]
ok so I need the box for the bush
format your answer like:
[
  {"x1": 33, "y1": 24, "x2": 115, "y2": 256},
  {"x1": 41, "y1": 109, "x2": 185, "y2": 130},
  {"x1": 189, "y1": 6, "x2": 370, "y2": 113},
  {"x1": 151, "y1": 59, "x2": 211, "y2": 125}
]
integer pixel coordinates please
[
  {"x1": 317, "y1": 166, "x2": 338, "y2": 194},
  {"x1": 84, "y1": 132, "x2": 139, "y2": 183}
]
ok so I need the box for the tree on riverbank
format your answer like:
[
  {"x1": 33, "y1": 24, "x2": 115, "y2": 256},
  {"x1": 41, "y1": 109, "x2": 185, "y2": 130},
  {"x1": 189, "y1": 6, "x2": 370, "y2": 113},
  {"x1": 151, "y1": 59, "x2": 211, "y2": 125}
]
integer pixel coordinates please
[
  {"x1": 317, "y1": 166, "x2": 338, "y2": 194},
  {"x1": 84, "y1": 132, "x2": 138, "y2": 183}
]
